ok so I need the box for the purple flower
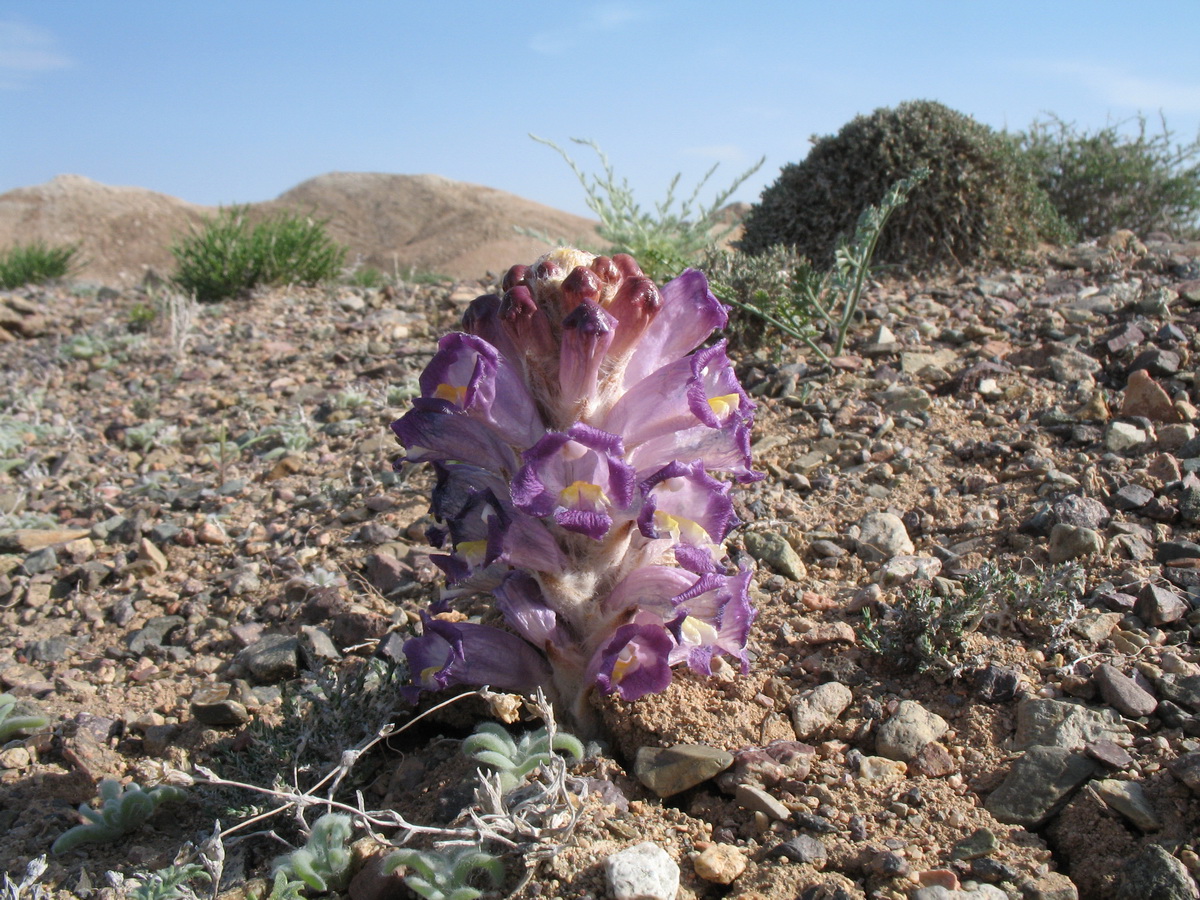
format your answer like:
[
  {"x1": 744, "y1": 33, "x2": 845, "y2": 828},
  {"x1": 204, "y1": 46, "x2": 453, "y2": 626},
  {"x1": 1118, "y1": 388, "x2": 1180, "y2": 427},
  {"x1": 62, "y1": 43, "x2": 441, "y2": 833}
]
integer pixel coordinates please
[
  {"x1": 401, "y1": 613, "x2": 553, "y2": 702},
  {"x1": 667, "y1": 568, "x2": 756, "y2": 676},
  {"x1": 511, "y1": 423, "x2": 636, "y2": 540},
  {"x1": 391, "y1": 247, "x2": 759, "y2": 726},
  {"x1": 637, "y1": 460, "x2": 738, "y2": 572},
  {"x1": 419, "y1": 333, "x2": 542, "y2": 447},
  {"x1": 591, "y1": 615, "x2": 676, "y2": 701}
]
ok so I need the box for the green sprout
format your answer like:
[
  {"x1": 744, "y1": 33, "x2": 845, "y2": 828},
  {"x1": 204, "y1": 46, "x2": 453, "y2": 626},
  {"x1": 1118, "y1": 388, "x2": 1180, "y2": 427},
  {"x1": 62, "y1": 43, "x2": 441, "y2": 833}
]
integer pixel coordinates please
[
  {"x1": 461, "y1": 722, "x2": 584, "y2": 793},
  {"x1": 126, "y1": 863, "x2": 210, "y2": 900},
  {"x1": 52, "y1": 779, "x2": 187, "y2": 854},
  {"x1": 383, "y1": 845, "x2": 503, "y2": 900},
  {"x1": 251, "y1": 872, "x2": 308, "y2": 900},
  {"x1": 272, "y1": 813, "x2": 354, "y2": 894},
  {"x1": 0, "y1": 694, "x2": 49, "y2": 741}
]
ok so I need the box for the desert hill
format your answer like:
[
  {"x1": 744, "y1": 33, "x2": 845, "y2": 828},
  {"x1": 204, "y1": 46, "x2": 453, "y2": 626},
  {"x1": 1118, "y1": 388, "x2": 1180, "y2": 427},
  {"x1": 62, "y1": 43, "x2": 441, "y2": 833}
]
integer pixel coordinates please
[{"x1": 0, "y1": 172, "x2": 600, "y2": 285}]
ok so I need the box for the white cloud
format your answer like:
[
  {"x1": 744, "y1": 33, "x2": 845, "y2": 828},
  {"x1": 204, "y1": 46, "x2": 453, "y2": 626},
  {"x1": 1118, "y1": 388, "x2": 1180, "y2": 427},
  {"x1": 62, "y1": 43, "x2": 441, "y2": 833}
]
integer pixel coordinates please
[
  {"x1": 1026, "y1": 59, "x2": 1200, "y2": 114},
  {"x1": 0, "y1": 20, "x2": 72, "y2": 88},
  {"x1": 527, "y1": 4, "x2": 645, "y2": 56}
]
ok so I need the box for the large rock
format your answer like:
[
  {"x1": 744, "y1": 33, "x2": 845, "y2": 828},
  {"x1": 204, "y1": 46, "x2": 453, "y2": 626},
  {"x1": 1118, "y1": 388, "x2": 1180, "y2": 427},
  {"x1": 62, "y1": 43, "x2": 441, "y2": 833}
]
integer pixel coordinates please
[
  {"x1": 855, "y1": 512, "x2": 914, "y2": 562},
  {"x1": 984, "y1": 746, "x2": 1097, "y2": 827},
  {"x1": 875, "y1": 700, "x2": 949, "y2": 761}
]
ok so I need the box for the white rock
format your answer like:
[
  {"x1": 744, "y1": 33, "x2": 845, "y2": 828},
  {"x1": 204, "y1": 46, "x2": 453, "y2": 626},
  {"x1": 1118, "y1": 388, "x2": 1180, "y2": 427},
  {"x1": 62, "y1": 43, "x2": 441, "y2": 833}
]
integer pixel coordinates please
[{"x1": 606, "y1": 842, "x2": 679, "y2": 900}]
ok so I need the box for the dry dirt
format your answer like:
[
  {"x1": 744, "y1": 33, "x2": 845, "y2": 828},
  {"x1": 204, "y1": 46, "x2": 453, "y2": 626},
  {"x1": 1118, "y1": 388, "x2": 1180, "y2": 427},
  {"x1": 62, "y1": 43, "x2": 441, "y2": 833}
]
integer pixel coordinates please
[{"x1": 0, "y1": 184, "x2": 1199, "y2": 900}]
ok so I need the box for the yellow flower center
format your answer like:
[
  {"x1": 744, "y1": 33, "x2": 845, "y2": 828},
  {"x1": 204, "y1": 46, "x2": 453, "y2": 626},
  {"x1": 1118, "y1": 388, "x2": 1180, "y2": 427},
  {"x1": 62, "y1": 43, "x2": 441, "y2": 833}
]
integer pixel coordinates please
[
  {"x1": 680, "y1": 615, "x2": 719, "y2": 646},
  {"x1": 653, "y1": 510, "x2": 708, "y2": 544},
  {"x1": 434, "y1": 383, "x2": 468, "y2": 405},
  {"x1": 457, "y1": 539, "x2": 487, "y2": 567},
  {"x1": 611, "y1": 644, "x2": 638, "y2": 683},
  {"x1": 707, "y1": 393, "x2": 740, "y2": 418},
  {"x1": 560, "y1": 480, "x2": 607, "y2": 509}
]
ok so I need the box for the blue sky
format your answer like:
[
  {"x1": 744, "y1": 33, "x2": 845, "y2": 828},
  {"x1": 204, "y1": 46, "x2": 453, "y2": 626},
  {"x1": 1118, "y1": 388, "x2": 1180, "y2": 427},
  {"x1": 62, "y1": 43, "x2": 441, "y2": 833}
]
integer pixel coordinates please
[{"x1": 2, "y1": 2, "x2": 1199, "y2": 219}]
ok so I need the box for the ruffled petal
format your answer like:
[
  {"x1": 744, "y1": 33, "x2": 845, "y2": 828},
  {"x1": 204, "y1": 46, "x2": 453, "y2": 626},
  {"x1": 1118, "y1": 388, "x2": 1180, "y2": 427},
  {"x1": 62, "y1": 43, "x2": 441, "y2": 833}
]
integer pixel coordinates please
[
  {"x1": 623, "y1": 269, "x2": 728, "y2": 386},
  {"x1": 401, "y1": 614, "x2": 552, "y2": 701}
]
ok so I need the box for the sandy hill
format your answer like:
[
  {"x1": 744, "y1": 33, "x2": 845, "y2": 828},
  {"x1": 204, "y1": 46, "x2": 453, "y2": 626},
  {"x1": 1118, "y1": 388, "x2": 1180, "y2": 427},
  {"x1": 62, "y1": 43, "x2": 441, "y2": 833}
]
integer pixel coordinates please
[{"x1": 0, "y1": 172, "x2": 600, "y2": 286}]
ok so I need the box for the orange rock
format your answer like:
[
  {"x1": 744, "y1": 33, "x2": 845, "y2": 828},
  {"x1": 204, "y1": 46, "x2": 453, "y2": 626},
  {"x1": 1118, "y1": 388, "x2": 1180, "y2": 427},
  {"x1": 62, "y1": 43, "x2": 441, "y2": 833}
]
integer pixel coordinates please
[{"x1": 1121, "y1": 369, "x2": 1184, "y2": 423}]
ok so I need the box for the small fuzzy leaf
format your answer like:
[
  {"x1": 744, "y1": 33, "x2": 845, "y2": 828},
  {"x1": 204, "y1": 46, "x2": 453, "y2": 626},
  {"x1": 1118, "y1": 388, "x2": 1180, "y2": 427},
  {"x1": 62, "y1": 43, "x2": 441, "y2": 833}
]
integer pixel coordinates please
[
  {"x1": 469, "y1": 749, "x2": 519, "y2": 771},
  {"x1": 450, "y1": 851, "x2": 503, "y2": 887}
]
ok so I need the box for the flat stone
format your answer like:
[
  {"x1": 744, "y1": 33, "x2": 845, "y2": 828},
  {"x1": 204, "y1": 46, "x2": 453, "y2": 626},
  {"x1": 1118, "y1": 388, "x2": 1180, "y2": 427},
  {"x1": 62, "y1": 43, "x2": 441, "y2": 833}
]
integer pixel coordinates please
[
  {"x1": 768, "y1": 835, "x2": 828, "y2": 866},
  {"x1": 984, "y1": 746, "x2": 1096, "y2": 827},
  {"x1": 1094, "y1": 664, "x2": 1157, "y2": 717},
  {"x1": 692, "y1": 844, "x2": 746, "y2": 885},
  {"x1": 911, "y1": 741, "x2": 957, "y2": 777},
  {"x1": 1051, "y1": 494, "x2": 1109, "y2": 529},
  {"x1": 855, "y1": 511, "x2": 914, "y2": 562},
  {"x1": 127, "y1": 615, "x2": 186, "y2": 656},
  {"x1": 1092, "y1": 778, "x2": 1160, "y2": 831},
  {"x1": 743, "y1": 532, "x2": 806, "y2": 581},
  {"x1": 1167, "y1": 752, "x2": 1200, "y2": 795},
  {"x1": 1014, "y1": 698, "x2": 1129, "y2": 750},
  {"x1": 856, "y1": 755, "x2": 907, "y2": 782},
  {"x1": 1047, "y1": 524, "x2": 1103, "y2": 563},
  {"x1": 789, "y1": 682, "x2": 853, "y2": 739},
  {"x1": 1157, "y1": 674, "x2": 1200, "y2": 711},
  {"x1": 236, "y1": 633, "x2": 300, "y2": 684},
  {"x1": 875, "y1": 700, "x2": 948, "y2": 761},
  {"x1": 734, "y1": 784, "x2": 790, "y2": 820},
  {"x1": 1113, "y1": 484, "x2": 1155, "y2": 510},
  {"x1": 1136, "y1": 583, "x2": 1190, "y2": 625},
  {"x1": 1106, "y1": 421, "x2": 1150, "y2": 454},
  {"x1": 950, "y1": 828, "x2": 999, "y2": 861},
  {"x1": 1114, "y1": 845, "x2": 1198, "y2": 900},
  {"x1": 635, "y1": 744, "x2": 733, "y2": 798},
  {"x1": 190, "y1": 683, "x2": 250, "y2": 727},
  {"x1": 1122, "y1": 369, "x2": 1185, "y2": 423},
  {"x1": 605, "y1": 842, "x2": 679, "y2": 900},
  {"x1": 715, "y1": 740, "x2": 815, "y2": 792},
  {"x1": 975, "y1": 665, "x2": 1023, "y2": 703},
  {"x1": 0, "y1": 528, "x2": 91, "y2": 552},
  {"x1": 1024, "y1": 872, "x2": 1081, "y2": 900}
]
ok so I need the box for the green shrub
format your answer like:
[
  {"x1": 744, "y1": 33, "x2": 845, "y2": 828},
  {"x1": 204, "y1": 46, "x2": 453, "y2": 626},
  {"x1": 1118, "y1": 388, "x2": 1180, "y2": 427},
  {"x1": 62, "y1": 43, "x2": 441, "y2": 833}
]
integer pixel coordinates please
[
  {"x1": 172, "y1": 206, "x2": 347, "y2": 301},
  {"x1": 739, "y1": 100, "x2": 1071, "y2": 272},
  {"x1": 1016, "y1": 112, "x2": 1200, "y2": 238},
  {"x1": 709, "y1": 170, "x2": 925, "y2": 360},
  {"x1": 0, "y1": 241, "x2": 78, "y2": 289},
  {"x1": 533, "y1": 135, "x2": 764, "y2": 282}
]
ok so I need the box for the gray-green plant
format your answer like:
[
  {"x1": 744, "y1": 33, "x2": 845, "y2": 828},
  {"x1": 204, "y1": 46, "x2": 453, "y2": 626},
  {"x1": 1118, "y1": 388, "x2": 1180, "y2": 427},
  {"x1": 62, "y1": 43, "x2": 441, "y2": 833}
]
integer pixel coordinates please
[
  {"x1": 1, "y1": 854, "x2": 48, "y2": 900},
  {"x1": 251, "y1": 872, "x2": 307, "y2": 900},
  {"x1": 0, "y1": 241, "x2": 78, "y2": 290},
  {"x1": 715, "y1": 170, "x2": 927, "y2": 361},
  {"x1": 532, "y1": 134, "x2": 764, "y2": 282},
  {"x1": 272, "y1": 813, "x2": 354, "y2": 893},
  {"x1": 171, "y1": 206, "x2": 348, "y2": 302},
  {"x1": 52, "y1": 778, "x2": 187, "y2": 854},
  {"x1": 126, "y1": 302, "x2": 158, "y2": 334},
  {"x1": 123, "y1": 419, "x2": 178, "y2": 452},
  {"x1": 1017, "y1": 112, "x2": 1200, "y2": 238},
  {"x1": 126, "y1": 863, "x2": 210, "y2": 900},
  {"x1": 0, "y1": 693, "x2": 49, "y2": 741},
  {"x1": 383, "y1": 845, "x2": 503, "y2": 900},
  {"x1": 859, "y1": 561, "x2": 1084, "y2": 676},
  {"x1": 346, "y1": 264, "x2": 385, "y2": 289},
  {"x1": 739, "y1": 100, "x2": 1071, "y2": 272},
  {"x1": 461, "y1": 721, "x2": 584, "y2": 793}
]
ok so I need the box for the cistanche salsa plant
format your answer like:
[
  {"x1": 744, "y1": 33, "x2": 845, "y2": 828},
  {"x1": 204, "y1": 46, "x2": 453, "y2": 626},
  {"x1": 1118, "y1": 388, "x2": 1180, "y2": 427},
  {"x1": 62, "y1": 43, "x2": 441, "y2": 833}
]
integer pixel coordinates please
[{"x1": 392, "y1": 248, "x2": 759, "y2": 729}]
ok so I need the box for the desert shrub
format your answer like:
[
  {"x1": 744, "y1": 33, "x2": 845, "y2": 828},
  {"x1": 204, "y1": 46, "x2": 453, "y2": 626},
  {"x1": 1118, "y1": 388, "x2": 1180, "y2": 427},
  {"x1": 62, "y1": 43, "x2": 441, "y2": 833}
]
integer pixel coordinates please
[
  {"x1": 533, "y1": 135, "x2": 764, "y2": 281},
  {"x1": 0, "y1": 241, "x2": 78, "y2": 289},
  {"x1": 859, "y1": 561, "x2": 1084, "y2": 677},
  {"x1": 172, "y1": 206, "x2": 347, "y2": 301},
  {"x1": 1016, "y1": 112, "x2": 1200, "y2": 238},
  {"x1": 739, "y1": 100, "x2": 1071, "y2": 272},
  {"x1": 708, "y1": 170, "x2": 925, "y2": 360}
]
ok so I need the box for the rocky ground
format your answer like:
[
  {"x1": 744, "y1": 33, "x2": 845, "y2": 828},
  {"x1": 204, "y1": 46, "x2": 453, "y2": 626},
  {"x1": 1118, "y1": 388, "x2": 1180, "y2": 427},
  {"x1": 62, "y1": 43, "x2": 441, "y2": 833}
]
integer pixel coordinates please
[{"x1": 2, "y1": 232, "x2": 1200, "y2": 900}]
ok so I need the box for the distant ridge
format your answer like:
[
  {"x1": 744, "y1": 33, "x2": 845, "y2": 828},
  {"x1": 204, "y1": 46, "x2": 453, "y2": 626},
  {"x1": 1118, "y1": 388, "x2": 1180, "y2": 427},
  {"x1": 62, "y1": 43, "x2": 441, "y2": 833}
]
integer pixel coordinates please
[{"x1": 0, "y1": 172, "x2": 599, "y2": 285}]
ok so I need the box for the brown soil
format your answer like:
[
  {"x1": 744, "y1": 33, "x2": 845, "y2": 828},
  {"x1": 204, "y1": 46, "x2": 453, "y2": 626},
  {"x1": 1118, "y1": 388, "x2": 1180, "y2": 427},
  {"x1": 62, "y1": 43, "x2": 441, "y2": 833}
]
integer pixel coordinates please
[{"x1": 0, "y1": 192, "x2": 1199, "y2": 900}]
